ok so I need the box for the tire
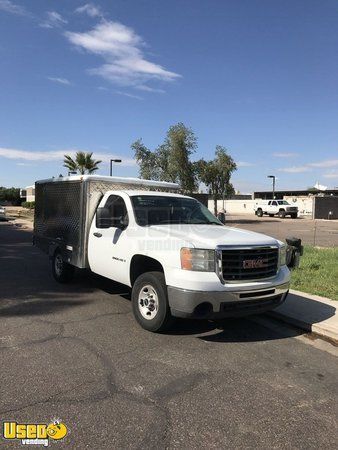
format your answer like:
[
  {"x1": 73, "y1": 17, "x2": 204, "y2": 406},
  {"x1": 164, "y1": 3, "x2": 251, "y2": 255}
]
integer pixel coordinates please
[
  {"x1": 257, "y1": 209, "x2": 263, "y2": 217},
  {"x1": 291, "y1": 213, "x2": 297, "y2": 219},
  {"x1": 278, "y1": 210, "x2": 286, "y2": 218},
  {"x1": 52, "y1": 251, "x2": 75, "y2": 283},
  {"x1": 132, "y1": 272, "x2": 173, "y2": 332}
]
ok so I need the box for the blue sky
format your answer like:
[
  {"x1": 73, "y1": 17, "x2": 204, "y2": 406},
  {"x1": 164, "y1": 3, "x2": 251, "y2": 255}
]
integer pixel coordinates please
[{"x1": 0, "y1": 0, "x2": 338, "y2": 192}]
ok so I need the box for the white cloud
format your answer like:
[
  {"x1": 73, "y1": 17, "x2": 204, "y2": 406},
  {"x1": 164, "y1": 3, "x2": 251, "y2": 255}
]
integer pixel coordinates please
[
  {"x1": 115, "y1": 91, "x2": 143, "y2": 100},
  {"x1": 236, "y1": 161, "x2": 255, "y2": 167},
  {"x1": 308, "y1": 159, "x2": 338, "y2": 168},
  {"x1": 0, "y1": 147, "x2": 136, "y2": 166},
  {"x1": 75, "y1": 3, "x2": 103, "y2": 18},
  {"x1": 273, "y1": 152, "x2": 299, "y2": 158},
  {"x1": 278, "y1": 166, "x2": 310, "y2": 173},
  {"x1": 135, "y1": 85, "x2": 165, "y2": 93},
  {"x1": 0, "y1": 0, "x2": 28, "y2": 16},
  {"x1": 323, "y1": 170, "x2": 338, "y2": 179},
  {"x1": 48, "y1": 77, "x2": 71, "y2": 85},
  {"x1": 40, "y1": 11, "x2": 67, "y2": 29},
  {"x1": 278, "y1": 158, "x2": 338, "y2": 174},
  {"x1": 64, "y1": 21, "x2": 181, "y2": 89}
]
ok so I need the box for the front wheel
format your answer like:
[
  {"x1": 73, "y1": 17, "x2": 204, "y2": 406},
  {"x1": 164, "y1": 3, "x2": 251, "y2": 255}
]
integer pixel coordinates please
[
  {"x1": 52, "y1": 251, "x2": 74, "y2": 283},
  {"x1": 132, "y1": 272, "x2": 173, "y2": 332},
  {"x1": 278, "y1": 210, "x2": 286, "y2": 218},
  {"x1": 256, "y1": 209, "x2": 263, "y2": 217}
]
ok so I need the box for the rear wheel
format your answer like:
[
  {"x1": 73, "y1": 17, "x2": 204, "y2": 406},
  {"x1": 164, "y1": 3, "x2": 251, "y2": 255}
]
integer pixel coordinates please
[
  {"x1": 52, "y1": 251, "x2": 74, "y2": 283},
  {"x1": 132, "y1": 272, "x2": 173, "y2": 332},
  {"x1": 257, "y1": 209, "x2": 263, "y2": 217},
  {"x1": 278, "y1": 210, "x2": 286, "y2": 218}
]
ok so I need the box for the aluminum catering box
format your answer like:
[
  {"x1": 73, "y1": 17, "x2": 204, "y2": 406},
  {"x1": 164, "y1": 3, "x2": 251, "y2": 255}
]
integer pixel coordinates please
[{"x1": 33, "y1": 175, "x2": 179, "y2": 269}]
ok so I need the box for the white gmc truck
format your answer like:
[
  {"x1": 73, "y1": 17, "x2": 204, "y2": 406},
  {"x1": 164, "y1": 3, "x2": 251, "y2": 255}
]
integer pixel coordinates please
[
  {"x1": 34, "y1": 176, "x2": 292, "y2": 332},
  {"x1": 254, "y1": 200, "x2": 298, "y2": 218}
]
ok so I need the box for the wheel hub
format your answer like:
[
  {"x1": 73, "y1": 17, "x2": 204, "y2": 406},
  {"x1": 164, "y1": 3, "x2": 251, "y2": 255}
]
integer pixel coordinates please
[{"x1": 138, "y1": 284, "x2": 159, "y2": 320}]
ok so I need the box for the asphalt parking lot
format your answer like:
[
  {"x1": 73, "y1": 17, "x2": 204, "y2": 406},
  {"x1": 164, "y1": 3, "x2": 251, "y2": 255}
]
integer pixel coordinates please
[
  {"x1": 226, "y1": 215, "x2": 338, "y2": 247},
  {"x1": 0, "y1": 221, "x2": 337, "y2": 449}
]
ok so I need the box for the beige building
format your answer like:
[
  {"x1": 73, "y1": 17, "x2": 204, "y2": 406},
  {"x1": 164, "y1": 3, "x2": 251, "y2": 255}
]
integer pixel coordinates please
[
  {"x1": 20, "y1": 185, "x2": 35, "y2": 202},
  {"x1": 208, "y1": 196, "x2": 314, "y2": 217}
]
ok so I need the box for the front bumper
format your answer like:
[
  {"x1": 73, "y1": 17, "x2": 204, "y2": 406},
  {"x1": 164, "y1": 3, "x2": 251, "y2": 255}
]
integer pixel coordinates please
[{"x1": 168, "y1": 283, "x2": 289, "y2": 319}]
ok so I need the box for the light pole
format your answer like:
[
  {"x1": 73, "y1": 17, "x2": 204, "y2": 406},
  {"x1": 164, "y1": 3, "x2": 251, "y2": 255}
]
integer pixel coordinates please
[
  {"x1": 110, "y1": 159, "x2": 122, "y2": 176},
  {"x1": 268, "y1": 175, "x2": 276, "y2": 199}
]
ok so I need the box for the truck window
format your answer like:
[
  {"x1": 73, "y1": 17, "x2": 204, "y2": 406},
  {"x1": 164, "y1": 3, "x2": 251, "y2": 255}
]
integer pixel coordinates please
[
  {"x1": 104, "y1": 195, "x2": 129, "y2": 228},
  {"x1": 272, "y1": 201, "x2": 278, "y2": 206},
  {"x1": 131, "y1": 195, "x2": 222, "y2": 226}
]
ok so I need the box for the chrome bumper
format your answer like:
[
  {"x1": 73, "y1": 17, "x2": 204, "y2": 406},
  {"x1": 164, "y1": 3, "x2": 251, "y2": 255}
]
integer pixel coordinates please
[{"x1": 167, "y1": 283, "x2": 290, "y2": 319}]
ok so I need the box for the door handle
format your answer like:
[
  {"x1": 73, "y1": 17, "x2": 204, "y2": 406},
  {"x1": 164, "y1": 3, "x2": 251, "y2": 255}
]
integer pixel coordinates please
[{"x1": 93, "y1": 232, "x2": 102, "y2": 238}]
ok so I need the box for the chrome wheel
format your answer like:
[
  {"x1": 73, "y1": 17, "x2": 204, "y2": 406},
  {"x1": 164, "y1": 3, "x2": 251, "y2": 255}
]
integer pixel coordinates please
[
  {"x1": 138, "y1": 284, "x2": 159, "y2": 320},
  {"x1": 54, "y1": 254, "x2": 63, "y2": 277}
]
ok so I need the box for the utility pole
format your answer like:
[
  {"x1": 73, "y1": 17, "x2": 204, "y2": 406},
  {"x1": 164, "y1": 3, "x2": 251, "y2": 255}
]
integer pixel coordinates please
[
  {"x1": 110, "y1": 159, "x2": 122, "y2": 176},
  {"x1": 268, "y1": 175, "x2": 276, "y2": 199}
]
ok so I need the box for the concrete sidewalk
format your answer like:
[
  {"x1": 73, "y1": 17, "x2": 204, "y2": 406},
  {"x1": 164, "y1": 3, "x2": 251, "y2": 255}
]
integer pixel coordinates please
[{"x1": 271, "y1": 289, "x2": 338, "y2": 343}]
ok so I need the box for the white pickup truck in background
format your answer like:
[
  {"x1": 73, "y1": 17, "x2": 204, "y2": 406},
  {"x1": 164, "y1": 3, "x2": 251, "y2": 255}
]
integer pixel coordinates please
[
  {"x1": 34, "y1": 176, "x2": 293, "y2": 332},
  {"x1": 254, "y1": 200, "x2": 298, "y2": 219}
]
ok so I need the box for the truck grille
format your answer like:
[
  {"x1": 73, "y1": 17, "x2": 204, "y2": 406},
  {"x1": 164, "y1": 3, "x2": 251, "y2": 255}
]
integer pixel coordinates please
[{"x1": 221, "y1": 247, "x2": 279, "y2": 281}]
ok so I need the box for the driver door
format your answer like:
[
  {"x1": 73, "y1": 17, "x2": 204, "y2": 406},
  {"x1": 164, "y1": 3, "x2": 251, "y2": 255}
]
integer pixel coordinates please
[{"x1": 88, "y1": 194, "x2": 130, "y2": 285}]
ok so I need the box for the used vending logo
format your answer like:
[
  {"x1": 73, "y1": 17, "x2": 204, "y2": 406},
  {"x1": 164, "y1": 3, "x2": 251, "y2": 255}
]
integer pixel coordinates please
[{"x1": 3, "y1": 420, "x2": 68, "y2": 447}]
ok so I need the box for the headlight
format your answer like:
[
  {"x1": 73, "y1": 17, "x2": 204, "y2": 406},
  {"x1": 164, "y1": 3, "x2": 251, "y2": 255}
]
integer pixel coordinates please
[
  {"x1": 279, "y1": 244, "x2": 286, "y2": 267},
  {"x1": 180, "y1": 248, "x2": 215, "y2": 272}
]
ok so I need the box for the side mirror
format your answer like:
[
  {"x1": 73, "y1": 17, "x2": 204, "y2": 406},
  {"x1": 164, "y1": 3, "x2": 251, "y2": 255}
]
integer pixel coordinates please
[
  {"x1": 96, "y1": 207, "x2": 111, "y2": 229},
  {"x1": 113, "y1": 215, "x2": 128, "y2": 230}
]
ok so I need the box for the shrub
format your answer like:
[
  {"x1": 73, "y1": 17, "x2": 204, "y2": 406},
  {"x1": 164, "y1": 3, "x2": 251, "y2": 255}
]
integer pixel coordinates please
[{"x1": 22, "y1": 201, "x2": 35, "y2": 209}]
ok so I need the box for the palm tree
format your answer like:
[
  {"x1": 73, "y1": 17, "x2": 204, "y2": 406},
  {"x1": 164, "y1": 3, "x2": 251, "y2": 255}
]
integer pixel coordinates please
[{"x1": 63, "y1": 152, "x2": 102, "y2": 175}]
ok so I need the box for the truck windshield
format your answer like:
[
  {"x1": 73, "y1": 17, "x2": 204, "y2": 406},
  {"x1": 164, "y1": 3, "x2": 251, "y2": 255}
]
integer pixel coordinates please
[{"x1": 131, "y1": 195, "x2": 222, "y2": 226}]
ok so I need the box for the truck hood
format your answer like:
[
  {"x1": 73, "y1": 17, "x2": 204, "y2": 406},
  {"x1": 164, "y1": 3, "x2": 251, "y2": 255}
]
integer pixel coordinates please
[{"x1": 148, "y1": 224, "x2": 280, "y2": 248}]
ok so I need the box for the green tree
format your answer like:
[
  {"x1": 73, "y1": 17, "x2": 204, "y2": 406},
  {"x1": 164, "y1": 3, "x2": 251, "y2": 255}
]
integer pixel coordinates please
[
  {"x1": 131, "y1": 122, "x2": 197, "y2": 193},
  {"x1": 0, "y1": 187, "x2": 21, "y2": 205},
  {"x1": 196, "y1": 146, "x2": 237, "y2": 215},
  {"x1": 63, "y1": 151, "x2": 101, "y2": 175},
  {"x1": 131, "y1": 139, "x2": 160, "y2": 180},
  {"x1": 164, "y1": 123, "x2": 197, "y2": 192}
]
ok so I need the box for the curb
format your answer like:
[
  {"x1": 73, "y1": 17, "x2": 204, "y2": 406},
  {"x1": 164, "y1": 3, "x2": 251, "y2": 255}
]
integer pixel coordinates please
[{"x1": 268, "y1": 289, "x2": 338, "y2": 344}]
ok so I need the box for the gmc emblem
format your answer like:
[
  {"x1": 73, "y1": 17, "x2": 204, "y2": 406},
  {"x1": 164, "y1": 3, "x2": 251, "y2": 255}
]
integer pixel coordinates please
[{"x1": 242, "y1": 258, "x2": 268, "y2": 269}]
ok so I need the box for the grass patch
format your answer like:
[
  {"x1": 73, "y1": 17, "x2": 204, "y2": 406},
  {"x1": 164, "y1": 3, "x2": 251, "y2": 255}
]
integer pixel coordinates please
[{"x1": 290, "y1": 245, "x2": 338, "y2": 300}]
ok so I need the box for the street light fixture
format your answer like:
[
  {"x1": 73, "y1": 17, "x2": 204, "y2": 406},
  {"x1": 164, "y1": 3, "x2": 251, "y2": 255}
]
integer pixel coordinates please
[
  {"x1": 110, "y1": 159, "x2": 122, "y2": 176},
  {"x1": 267, "y1": 175, "x2": 276, "y2": 199}
]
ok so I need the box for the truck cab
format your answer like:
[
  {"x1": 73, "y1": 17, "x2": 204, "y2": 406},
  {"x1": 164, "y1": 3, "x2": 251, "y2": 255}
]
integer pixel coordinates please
[{"x1": 86, "y1": 190, "x2": 289, "y2": 331}]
